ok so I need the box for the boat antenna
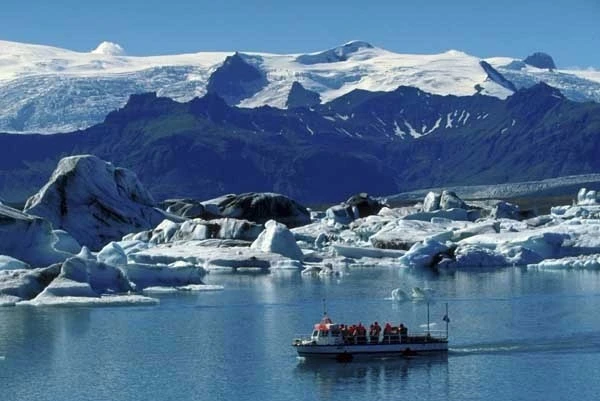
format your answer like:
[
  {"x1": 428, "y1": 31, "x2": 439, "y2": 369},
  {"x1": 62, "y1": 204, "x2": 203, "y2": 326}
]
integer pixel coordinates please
[
  {"x1": 322, "y1": 298, "x2": 327, "y2": 317},
  {"x1": 443, "y1": 302, "x2": 450, "y2": 339},
  {"x1": 427, "y1": 301, "x2": 430, "y2": 336}
]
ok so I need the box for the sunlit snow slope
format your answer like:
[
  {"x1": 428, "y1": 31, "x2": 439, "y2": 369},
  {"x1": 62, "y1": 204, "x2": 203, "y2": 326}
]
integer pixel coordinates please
[{"x1": 0, "y1": 39, "x2": 598, "y2": 133}]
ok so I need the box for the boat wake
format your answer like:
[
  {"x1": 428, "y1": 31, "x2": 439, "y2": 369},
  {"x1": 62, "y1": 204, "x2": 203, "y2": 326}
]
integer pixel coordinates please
[{"x1": 450, "y1": 332, "x2": 600, "y2": 356}]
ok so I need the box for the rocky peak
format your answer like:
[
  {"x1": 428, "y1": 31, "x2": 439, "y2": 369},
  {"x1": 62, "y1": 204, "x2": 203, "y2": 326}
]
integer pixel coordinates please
[
  {"x1": 523, "y1": 52, "x2": 556, "y2": 70},
  {"x1": 296, "y1": 40, "x2": 375, "y2": 65},
  {"x1": 104, "y1": 92, "x2": 179, "y2": 124},
  {"x1": 206, "y1": 52, "x2": 267, "y2": 105},
  {"x1": 286, "y1": 81, "x2": 321, "y2": 109}
]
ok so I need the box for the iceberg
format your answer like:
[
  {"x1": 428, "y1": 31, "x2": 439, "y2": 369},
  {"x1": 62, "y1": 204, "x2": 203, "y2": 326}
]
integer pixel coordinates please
[
  {"x1": 251, "y1": 220, "x2": 304, "y2": 261},
  {"x1": 0, "y1": 265, "x2": 60, "y2": 305},
  {"x1": 24, "y1": 155, "x2": 166, "y2": 251},
  {"x1": 0, "y1": 203, "x2": 72, "y2": 267}
]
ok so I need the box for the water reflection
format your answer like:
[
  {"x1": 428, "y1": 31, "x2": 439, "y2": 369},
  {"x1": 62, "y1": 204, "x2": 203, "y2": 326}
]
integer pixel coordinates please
[{"x1": 295, "y1": 356, "x2": 448, "y2": 397}]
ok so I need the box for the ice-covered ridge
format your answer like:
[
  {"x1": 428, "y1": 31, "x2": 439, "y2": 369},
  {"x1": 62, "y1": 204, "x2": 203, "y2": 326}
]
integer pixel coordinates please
[
  {"x1": 386, "y1": 174, "x2": 600, "y2": 203},
  {"x1": 1, "y1": 39, "x2": 599, "y2": 133},
  {"x1": 0, "y1": 39, "x2": 229, "y2": 81}
]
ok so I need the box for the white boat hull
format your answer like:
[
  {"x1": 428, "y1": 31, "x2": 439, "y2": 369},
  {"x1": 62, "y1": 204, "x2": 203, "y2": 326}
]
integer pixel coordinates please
[{"x1": 294, "y1": 341, "x2": 448, "y2": 360}]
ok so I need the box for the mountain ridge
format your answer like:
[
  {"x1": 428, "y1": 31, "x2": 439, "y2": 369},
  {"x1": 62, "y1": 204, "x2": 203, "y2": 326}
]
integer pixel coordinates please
[
  {"x1": 0, "y1": 83, "x2": 598, "y2": 204},
  {"x1": 1, "y1": 39, "x2": 599, "y2": 133}
]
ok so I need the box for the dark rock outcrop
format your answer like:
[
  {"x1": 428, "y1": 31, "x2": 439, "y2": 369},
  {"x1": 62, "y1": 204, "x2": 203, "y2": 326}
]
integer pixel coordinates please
[
  {"x1": 161, "y1": 199, "x2": 208, "y2": 219},
  {"x1": 326, "y1": 193, "x2": 386, "y2": 225},
  {"x1": 286, "y1": 82, "x2": 321, "y2": 109},
  {"x1": 203, "y1": 193, "x2": 311, "y2": 228},
  {"x1": 345, "y1": 193, "x2": 387, "y2": 218},
  {"x1": 523, "y1": 52, "x2": 556, "y2": 70},
  {"x1": 206, "y1": 52, "x2": 267, "y2": 105}
]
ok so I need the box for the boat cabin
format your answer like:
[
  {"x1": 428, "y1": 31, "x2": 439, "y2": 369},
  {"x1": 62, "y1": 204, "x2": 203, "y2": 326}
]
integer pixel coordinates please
[{"x1": 310, "y1": 322, "x2": 344, "y2": 346}]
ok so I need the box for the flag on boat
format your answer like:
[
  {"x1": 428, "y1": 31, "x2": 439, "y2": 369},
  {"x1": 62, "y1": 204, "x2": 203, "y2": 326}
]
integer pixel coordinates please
[{"x1": 442, "y1": 314, "x2": 450, "y2": 323}]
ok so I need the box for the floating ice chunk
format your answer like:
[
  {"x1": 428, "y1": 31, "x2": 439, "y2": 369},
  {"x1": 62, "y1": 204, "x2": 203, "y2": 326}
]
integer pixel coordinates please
[
  {"x1": 301, "y1": 265, "x2": 322, "y2": 275},
  {"x1": 142, "y1": 284, "x2": 224, "y2": 293},
  {"x1": 577, "y1": 188, "x2": 599, "y2": 206},
  {"x1": 251, "y1": 220, "x2": 304, "y2": 261},
  {"x1": 19, "y1": 294, "x2": 158, "y2": 307},
  {"x1": 532, "y1": 255, "x2": 600, "y2": 270},
  {"x1": 411, "y1": 287, "x2": 435, "y2": 301},
  {"x1": 120, "y1": 262, "x2": 204, "y2": 289},
  {"x1": 398, "y1": 239, "x2": 450, "y2": 269},
  {"x1": 448, "y1": 244, "x2": 508, "y2": 268},
  {"x1": 391, "y1": 288, "x2": 409, "y2": 301},
  {"x1": 270, "y1": 259, "x2": 303, "y2": 269},
  {"x1": 318, "y1": 264, "x2": 340, "y2": 277},
  {"x1": 177, "y1": 284, "x2": 224, "y2": 291},
  {"x1": 422, "y1": 192, "x2": 441, "y2": 212}
]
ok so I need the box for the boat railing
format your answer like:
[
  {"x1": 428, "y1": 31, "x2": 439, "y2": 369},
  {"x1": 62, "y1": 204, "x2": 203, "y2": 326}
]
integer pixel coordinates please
[
  {"x1": 404, "y1": 330, "x2": 448, "y2": 342},
  {"x1": 294, "y1": 329, "x2": 447, "y2": 346}
]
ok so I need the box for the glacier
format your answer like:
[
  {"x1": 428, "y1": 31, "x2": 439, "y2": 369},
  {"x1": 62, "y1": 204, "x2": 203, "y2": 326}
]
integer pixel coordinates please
[{"x1": 1, "y1": 39, "x2": 599, "y2": 133}]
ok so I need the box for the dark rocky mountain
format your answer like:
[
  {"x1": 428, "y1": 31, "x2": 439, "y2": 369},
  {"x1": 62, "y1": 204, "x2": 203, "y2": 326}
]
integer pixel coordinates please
[
  {"x1": 523, "y1": 52, "x2": 556, "y2": 70},
  {"x1": 206, "y1": 52, "x2": 267, "y2": 105},
  {"x1": 0, "y1": 83, "x2": 598, "y2": 204},
  {"x1": 286, "y1": 82, "x2": 321, "y2": 109}
]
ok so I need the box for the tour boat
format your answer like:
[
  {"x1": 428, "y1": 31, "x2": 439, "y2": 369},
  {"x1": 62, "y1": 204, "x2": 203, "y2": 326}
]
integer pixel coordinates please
[{"x1": 293, "y1": 304, "x2": 449, "y2": 361}]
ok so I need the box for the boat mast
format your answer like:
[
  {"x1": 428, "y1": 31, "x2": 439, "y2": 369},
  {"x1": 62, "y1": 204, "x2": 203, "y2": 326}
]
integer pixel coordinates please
[
  {"x1": 427, "y1": 302, "x2": 430, "y2": 336},
  {"x1": 445, "y1": 302, "x2": 449, "y2": 339}
]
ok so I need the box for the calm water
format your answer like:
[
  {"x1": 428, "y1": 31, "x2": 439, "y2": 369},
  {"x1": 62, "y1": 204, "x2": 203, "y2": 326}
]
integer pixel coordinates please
[{"x1": 2, "y1": 267, "x2": 600, "y2": 401}]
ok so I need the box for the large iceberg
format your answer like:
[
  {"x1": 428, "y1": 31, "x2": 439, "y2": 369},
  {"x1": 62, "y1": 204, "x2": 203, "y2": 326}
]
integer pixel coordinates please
[{"x1": 24, "y1": 155, "x2": 166, "y2": 251}]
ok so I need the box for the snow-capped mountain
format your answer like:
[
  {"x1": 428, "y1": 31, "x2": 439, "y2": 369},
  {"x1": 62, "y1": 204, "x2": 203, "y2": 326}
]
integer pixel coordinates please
[
  {"x1": 1, "y1": 82, "x2": 599, "y2": 204},
  {"x1": 1, "y1": 39, "x2": 599, "y2": 133}
]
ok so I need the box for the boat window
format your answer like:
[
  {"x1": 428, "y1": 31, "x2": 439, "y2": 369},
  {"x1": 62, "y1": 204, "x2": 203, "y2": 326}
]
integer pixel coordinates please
[
  {"x1": 312, "y1": 330, "x2": 318, "y2": 337},
  {"x1": 318, "y1": 330, "x2": 329, "y2": 337},
  {"x1": 331, "y1": 330, "x2": 340, "y2": 337}
]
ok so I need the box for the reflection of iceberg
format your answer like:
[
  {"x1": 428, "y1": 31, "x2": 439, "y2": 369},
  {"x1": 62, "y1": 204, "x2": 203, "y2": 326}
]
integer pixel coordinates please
[
  {"x1": 390, "y1": 287, "x2": 435, "y2": 302},
  {"x1": 411, "y1": 287, "x2": 435, "y2": 301},
  {"x1": 391, "y1": 288, "x2": 409, "y2": 301}
]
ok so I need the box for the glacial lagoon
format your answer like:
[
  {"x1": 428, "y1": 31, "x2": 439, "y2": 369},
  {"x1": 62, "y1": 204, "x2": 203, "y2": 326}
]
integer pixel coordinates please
[{"x1": 2, "y1": 267, "x2": 600, "y2": 401}]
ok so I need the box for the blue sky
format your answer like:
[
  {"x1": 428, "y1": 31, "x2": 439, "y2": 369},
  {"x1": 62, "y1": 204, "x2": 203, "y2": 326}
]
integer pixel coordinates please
[{"x1": 2, "y1": 0, "x2": 599, "y2": 68}]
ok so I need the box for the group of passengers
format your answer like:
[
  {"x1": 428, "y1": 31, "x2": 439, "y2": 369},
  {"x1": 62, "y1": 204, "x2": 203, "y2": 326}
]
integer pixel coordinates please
[{"x1": 339, "y1": 322, "x2": 408, "y2": 344}]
